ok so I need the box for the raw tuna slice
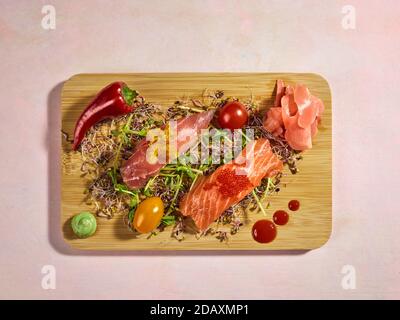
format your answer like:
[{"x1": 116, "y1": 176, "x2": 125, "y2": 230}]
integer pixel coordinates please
[
  {"x1": 180, "y1": 138, "x2": 283, "y2": 231},
  {"x1": 121, "y1": 110, "x2": 214, "y2": 189}
]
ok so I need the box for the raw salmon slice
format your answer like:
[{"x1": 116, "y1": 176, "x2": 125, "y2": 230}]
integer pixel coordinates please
[{"x1": 180, "y1": 138, "x2": 283, "y2": 231}]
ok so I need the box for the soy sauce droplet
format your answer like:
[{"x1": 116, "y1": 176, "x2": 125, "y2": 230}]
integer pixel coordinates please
[
  {"x1": 273, "y1": 210, "x2": 289, "y2": 225},
  {"x1": 252, "y1": 220, "x2": 277, "y2": 243},
  {"x1": 288, "y1": 200, "x2": 300, "y2": 211}
]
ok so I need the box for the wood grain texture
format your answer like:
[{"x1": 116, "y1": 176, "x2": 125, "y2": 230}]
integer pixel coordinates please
[{"x1": 61, "y1": 73, "x2": 332, "y2": 251}]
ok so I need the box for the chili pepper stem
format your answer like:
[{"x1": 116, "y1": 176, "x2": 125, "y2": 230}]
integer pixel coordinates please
[{"x1": 121, "y1": 85, "x2": 138, "y2": 106}]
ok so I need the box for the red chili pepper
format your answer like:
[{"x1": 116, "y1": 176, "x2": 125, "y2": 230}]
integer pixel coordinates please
[{"x1": 72, "y1": 81, "x2": 138, "y2": 150}]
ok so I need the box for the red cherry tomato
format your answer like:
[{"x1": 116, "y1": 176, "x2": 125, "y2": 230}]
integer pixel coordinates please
[{"x1": 217, "y1": 101, "x2": 248, "y2": 130}]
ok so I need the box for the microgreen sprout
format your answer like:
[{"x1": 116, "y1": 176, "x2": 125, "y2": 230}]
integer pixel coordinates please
[{"x1": 251, "y1": 189, "x2": 268, "y2": 216}]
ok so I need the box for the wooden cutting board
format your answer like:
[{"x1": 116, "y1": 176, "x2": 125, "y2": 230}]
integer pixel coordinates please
[{"x1": 61, "y1": 73, "x2": 332, "y2": 251}]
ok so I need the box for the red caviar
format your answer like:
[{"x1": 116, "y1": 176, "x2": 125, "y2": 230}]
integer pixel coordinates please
[{"x1": 215, "y1": 169, "x2": 252, "y2": 197}]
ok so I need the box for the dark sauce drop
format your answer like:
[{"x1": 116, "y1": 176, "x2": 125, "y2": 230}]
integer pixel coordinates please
[
  {"x1": 252, "y1": 220, "x2": 277, "y2": 243},
  {"x1": 288, "y1": 200, "x2": 300, "y2": 211},
  {"x1": 273, "y1": 210, "x2": 289, "y2": 225}
]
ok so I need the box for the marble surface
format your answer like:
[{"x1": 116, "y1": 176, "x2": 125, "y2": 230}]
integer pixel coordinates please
[{"x1": 0, "y1": 0, "x2": 399, "y2": 299}]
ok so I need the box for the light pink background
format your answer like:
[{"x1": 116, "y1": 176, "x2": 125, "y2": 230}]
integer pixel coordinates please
[{"x1": 0, "y1": 0, "x2": 399, "y2": 299}]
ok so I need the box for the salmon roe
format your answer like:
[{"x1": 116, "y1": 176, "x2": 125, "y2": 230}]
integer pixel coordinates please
[{"x1": 215, "y1": 169, "x2": 252, "y2": 197}]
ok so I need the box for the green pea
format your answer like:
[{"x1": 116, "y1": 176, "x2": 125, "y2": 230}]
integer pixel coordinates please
[{"x1": 71, "y1": 212, "x2": 97, "y2": 238}]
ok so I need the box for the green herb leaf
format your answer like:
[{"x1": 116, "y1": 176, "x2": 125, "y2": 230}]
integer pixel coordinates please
[
  {"x1": 108, "y1": 169, "x2": 117, "y2": 185},
  {"x1": 128, "y1": 208, "x2": 135, "y2": 222},
  {"x1": 176, "y1": 166, "x2": 196, "y2": 179},
  {"x1": 161, "y1": 215, "x2": 176, "y2": 226},
  {"x1": 143, "y1": 188, "x2": 152, "y2": 197},
  {"x1": 126, "y1": 128, "x2": 148, "y2": 137},
  {"x1": 115, "y1": 183, "x2": 136, "y2": 195},
  {"x1": 129, "y1": 195, "x2": 138, "y2": 208},
  {"x1": 111, "y1": 129, "x2": 120, "y2": 136}
]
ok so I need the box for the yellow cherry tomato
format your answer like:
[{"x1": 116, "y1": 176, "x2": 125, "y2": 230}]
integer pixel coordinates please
[{"x1": 133, "y1": 197, "x2": 164, "y2": 233}]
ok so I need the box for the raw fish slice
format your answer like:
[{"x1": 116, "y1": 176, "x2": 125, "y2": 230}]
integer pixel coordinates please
[
  {"x1": 180, "y1": 139, "x2": 283, "y2": 231},
  {"x1": 121, "y1": 110, "x2": 214, "y2": 189}
]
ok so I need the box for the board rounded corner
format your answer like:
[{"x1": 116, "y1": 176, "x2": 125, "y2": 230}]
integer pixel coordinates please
[
  {"x1": 308, "y1": 72, "x2": 332, "y2": 95},
  {"x1": 310, "y1": 227, "x2": 332, "y2": 250},
  {"x1": 65, "y1": 73, "x2": 88, "y2": 83}
]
